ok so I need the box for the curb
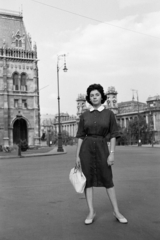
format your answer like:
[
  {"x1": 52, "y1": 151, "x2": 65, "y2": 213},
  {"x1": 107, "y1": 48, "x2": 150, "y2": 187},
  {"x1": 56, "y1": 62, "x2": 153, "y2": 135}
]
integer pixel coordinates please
[
  {"x1": 0, "y1": 148, "x2": 67, "y2": 160},
  {"x1": 125, "y1": 145, "x2": 160, "y2": 148}
]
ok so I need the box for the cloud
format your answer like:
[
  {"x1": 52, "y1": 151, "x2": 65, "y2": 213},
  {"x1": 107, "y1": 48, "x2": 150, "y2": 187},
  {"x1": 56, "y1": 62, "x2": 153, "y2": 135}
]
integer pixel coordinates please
[
  {"x1": 48, "y1": 93, "x2": 57, "y2": 100},
  {"x1": 39, "y1": 11, "x2": 160, "y2": 114},
  {"x1": 60, "y1": 12, "x2": 160, "y2": 76},
  {"x1": 118, "y1": 0, "x2": 152, "y2": 9}
]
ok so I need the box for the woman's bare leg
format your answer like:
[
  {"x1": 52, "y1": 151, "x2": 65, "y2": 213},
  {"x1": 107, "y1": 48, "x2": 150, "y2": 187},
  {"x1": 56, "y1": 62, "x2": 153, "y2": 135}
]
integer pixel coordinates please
[
  {"x1": 85, "y1": 187, "x2": 95, "y2": 218},
  {"x1": 106, "y1": 187, "x2": 125, "y2": 218}
]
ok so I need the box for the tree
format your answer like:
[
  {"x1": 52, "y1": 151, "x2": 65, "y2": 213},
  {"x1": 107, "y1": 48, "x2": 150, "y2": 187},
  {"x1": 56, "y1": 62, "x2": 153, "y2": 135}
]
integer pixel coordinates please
[
  {"x1": 116, "y1": 124, "x2": 129, "y2": 145},
  {"x1": 61, "y1": 130, "x2": 74, "y2": 145},
  {"x1": 117, "y1": 114, "x2": 154, "y2": 145},
  {"x1": 128, "y1": 115, "x2": 152, "y2": 144}
]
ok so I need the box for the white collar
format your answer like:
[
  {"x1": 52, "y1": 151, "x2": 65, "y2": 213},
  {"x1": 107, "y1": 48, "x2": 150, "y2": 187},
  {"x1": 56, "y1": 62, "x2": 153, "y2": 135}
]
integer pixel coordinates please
[{"x1": 90, "y1": 105, "x2": 105, "y2": 112}]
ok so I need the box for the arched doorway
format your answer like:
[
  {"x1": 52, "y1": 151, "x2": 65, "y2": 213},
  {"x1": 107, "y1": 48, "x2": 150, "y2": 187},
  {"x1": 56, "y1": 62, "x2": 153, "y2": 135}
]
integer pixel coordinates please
[{"x1": 13, "y1": 118, "x2": 28, "y2": 144}]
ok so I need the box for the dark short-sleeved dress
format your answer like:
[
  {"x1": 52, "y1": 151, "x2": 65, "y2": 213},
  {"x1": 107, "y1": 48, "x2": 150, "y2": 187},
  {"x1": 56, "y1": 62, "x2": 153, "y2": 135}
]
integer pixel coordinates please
[{"x1": 76, "y1": 108, "x2": 119, "y2": 189}]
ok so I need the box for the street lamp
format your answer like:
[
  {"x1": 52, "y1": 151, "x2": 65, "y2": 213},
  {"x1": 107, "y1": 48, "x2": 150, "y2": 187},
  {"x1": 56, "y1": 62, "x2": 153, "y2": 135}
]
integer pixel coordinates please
[
  {"x1": 149, "y1": 111, "x2": 154, "y2": 147},
  {"x1": 57, "y1": 54, "x2": 68, "y2": 152},
  {"x1": 131, "y1": 89, "x2": 141, "y2": 146},
  {"x1": 16, "y1": 112, "x2": 22, "y2": 157}
]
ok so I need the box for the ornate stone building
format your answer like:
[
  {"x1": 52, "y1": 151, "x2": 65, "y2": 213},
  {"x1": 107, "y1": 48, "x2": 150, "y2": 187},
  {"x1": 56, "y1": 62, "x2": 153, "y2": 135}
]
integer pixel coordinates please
[
  {"x1": 76, "y1": 87, "x2": 160, "y2": 142},
  {"x1": 41, "y1": 113, "x2": 77, "y2": 139},
  {"x1": 54, "y1": 113, "x2": 77, "y2": 137},
  {"x1": 106, "y1": 86, "x2": 118, "y2": 115},
  {"x1": 41, "y1": 87, "x2": 160, "y2": 143},
  {"x1": 116, "y1": 96, "x2": 160, "y2": 141},
  {"x1": 0, "y1": 10, "x2": 40, "y2": 147}
]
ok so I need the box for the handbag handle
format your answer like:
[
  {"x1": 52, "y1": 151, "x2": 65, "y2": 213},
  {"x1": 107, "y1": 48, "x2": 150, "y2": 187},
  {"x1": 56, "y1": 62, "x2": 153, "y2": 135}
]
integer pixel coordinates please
[
  {"x1": 74, "y1": 164, "x2": 83, "y2": 177},
  {"x1": 75, "y1": 161, "x2": 81, "y2": 170}
]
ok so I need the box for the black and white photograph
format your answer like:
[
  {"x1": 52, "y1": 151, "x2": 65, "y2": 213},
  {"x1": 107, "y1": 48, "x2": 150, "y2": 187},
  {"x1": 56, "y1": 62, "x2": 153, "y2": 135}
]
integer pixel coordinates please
[{"x1": 0, "y1": 0, "x2": 160, "y2": 239}]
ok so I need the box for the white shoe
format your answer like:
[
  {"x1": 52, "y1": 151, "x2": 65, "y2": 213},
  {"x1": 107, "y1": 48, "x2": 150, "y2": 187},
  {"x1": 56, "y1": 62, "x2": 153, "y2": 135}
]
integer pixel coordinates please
[
  {"x1": 85, "y1": 213, "x2": 96, "y2": 225},
  {"x1": 113, "y1": 212, "x2": 128, "y2": 224}
]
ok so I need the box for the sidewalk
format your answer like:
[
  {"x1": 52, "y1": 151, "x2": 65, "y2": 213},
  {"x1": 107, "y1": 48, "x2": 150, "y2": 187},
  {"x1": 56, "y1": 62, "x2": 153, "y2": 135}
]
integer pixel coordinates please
[
  {"x1": 129, "y1": 144, "x2": 160, "y2": 148},
  {"x1": 0, "y1": 143, "x2": 159, "y2": 159},
  {"x1": 0, "y1": 145, "x2": 67, "y2": 159}
]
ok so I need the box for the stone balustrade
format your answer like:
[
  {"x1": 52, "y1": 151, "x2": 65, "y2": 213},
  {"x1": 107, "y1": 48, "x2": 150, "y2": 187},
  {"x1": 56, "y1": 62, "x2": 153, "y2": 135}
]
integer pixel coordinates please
[{"x1": 0, "y1": 48, "x2": 37, "y2": 60}]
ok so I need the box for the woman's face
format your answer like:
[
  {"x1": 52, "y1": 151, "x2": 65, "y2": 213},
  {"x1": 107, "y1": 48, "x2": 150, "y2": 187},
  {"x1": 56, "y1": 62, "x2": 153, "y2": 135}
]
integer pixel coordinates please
[{"x1": 90, "y1": 90, "x2": 102, "y2": 106}]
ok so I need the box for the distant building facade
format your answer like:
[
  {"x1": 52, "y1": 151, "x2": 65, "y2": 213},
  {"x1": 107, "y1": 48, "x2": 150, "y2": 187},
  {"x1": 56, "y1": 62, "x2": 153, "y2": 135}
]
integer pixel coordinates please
[
  {"x1": 0, "y1": 10, "x2": 40, "y2": 147},
  {"x1": 116, "y1": 96, "x2": 160, "y2": 141},
  {"x1": 76, "y1": 87, "x2": 160, "y2": 142},
  {"x1": 41, "y1": 114, "x2": 55, "y2": 135},
  {"x1": 54, "y1": 113, "x2": 77, "y2": 137},
  {"x1": 41, "y1": 87, "x2": 160, "y2": 143},
  {"x1": 41, "y1": 113, "x2": 77, "y2": 138}
]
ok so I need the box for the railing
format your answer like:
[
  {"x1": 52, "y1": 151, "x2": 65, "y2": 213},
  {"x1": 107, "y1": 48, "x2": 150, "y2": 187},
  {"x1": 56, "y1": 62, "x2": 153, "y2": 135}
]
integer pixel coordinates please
[{"x1": 0, "y1": 48, "x2": 37, "y2": 60}]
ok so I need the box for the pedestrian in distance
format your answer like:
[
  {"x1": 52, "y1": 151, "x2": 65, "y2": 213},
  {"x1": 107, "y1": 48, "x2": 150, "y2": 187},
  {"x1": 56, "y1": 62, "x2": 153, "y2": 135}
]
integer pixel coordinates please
[{"x1": 75, "y1": 83, "x2": 128, "y2": 225}]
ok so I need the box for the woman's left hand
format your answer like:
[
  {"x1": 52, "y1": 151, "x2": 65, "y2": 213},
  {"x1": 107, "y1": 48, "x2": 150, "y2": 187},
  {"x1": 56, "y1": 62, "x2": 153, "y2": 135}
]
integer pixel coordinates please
[{"x1": 107, "y1": 153, "x2": 115, "y2": 166}]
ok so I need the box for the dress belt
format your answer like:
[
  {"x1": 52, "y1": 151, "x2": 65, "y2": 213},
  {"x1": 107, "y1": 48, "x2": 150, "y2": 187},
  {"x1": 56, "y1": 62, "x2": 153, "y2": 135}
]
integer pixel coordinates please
[{"x1": 86, "y1": 135, "x2": 105, "y2": 139}]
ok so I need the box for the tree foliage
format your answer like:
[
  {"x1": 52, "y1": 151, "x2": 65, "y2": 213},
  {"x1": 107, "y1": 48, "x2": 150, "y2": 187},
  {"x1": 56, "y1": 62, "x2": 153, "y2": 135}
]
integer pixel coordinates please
[{"x1": 117, "y1": 114, "x2": 153, "y2": 145}]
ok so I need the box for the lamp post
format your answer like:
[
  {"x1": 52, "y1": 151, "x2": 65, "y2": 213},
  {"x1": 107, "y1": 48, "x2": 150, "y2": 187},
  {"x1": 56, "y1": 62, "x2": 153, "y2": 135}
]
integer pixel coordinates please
[
  {"x1": 57, "y1": 54, "x2": 68, "y2": 152},
  {"x1": 149, "y1": 111, "x2": 154, "y2": 147},
  {"x1": 132, "y1": 89, "x2": 141, "y2": 146},
  {"x1": 16, "y1": 112, "x2": 22, "y2": 157}
]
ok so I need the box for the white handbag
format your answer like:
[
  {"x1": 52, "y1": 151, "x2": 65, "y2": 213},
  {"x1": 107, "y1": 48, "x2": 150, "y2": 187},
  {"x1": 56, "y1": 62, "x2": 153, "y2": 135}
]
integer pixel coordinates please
[{"x1": 69, "y1": 166, "x2": 86, "y2": 193}]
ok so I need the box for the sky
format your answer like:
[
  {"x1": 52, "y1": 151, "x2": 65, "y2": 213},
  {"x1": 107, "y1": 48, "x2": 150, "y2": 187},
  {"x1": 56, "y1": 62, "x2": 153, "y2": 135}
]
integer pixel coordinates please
[{"x1": 1, "y1": 0, "x2": 160, "y2": 115}]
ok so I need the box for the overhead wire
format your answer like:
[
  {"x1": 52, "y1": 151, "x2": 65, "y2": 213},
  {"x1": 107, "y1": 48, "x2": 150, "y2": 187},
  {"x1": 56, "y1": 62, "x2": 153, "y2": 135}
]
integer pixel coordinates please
[{"x1": 30, "y1": 0, "x2": 160, "y2": 40}]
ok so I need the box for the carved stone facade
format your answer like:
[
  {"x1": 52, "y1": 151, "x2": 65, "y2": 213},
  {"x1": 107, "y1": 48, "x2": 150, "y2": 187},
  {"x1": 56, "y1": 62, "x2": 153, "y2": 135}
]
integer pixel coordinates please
[
  {"x1": 76, "y1": 94, "x2": 87, "y2": 117},
  {"x1": 54, "y1": 113, "x2": 77, "y2": 137},
  {"x1": 116, "y1": 96, "x2": 160, "y2": 142},
  {"x1": 41, "y1": 113, "x2": 77, "y2": 138},
  {"x1": 106, "y1": 86, "x2": 118, "y2": 114},
  {"x1": 76, "y1": 88, "x2": 160, "y2": 142},
  {"x1": 0, "y1": 11, "x2": 40, "y2": 147},
  {"x1": 41, "y1": 89, "x2": 160, "y2": 142}
]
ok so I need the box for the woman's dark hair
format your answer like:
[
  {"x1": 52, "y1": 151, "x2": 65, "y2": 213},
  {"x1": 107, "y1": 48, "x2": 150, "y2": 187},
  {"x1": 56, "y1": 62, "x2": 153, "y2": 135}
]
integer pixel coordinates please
[{"x1": 86, "y1": 84, "x2": 107, "y2": 105}]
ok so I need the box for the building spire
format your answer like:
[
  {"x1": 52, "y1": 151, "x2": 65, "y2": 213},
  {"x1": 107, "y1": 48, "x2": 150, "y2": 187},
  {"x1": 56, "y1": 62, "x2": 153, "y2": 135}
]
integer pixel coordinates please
[{"x1": 131, "y1": 89, "x2": 135, "y2": 101}]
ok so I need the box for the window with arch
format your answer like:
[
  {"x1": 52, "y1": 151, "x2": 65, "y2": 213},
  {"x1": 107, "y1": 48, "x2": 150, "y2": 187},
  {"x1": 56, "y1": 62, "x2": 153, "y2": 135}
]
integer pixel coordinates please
[
  {"x1": 16, "y1": 39, "x2": 18, "y2": 47},
  {"x1": 13, "y1": 72, "x2": 19, "y2": 90},
  {"x1": 19, "y1": 40, "x2": 22, "y2": 47},
  {"x1": 15, "y1": 39, "x2": 22, "y2": 48},
  {"x1": 21, "y1": 73, "x2": 27, "y2": 91}
]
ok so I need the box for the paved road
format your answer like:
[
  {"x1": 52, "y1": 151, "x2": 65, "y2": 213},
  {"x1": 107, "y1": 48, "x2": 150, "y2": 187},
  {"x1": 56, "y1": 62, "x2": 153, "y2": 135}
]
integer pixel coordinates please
[{"x1": 0, "y1": 146, "x2": 159, "y2": 240}]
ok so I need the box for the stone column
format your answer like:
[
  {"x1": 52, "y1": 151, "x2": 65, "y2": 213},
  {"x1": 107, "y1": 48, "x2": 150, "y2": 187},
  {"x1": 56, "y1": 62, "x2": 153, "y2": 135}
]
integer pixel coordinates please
[
  {"x1": 124, "y1": 117, "x2": 127, "y2": 128},
  {"x1": 119, "y1": 118, "x2": 122, "y2": 128},
  {"x1": 9, "y1": 128, "x2": 13, "y2": 146},
  {"x1": 3, "y1": 57, "x2": 9, "y2": 147},
  {"x1": 68, "y1": 125, "x2": 70, "y2": 136},
  {"x1": 146, "y1": 115, "x2": 149, "y2": 124},
  {"x1": 71, "y1": 124, "x2": 74, "y2": 137},
  {"x1": 153, "y1": 113, "x2": 156, "y2": 130},
  {"x1": 73, "y1": 124, "x2": 75, "y2": 137},
  {"x1": 28, "y1": 128, "x2": 34, "y2": 146},
  {"x1": 121, "y1": 118, "x2": 124, "y2": 128}
]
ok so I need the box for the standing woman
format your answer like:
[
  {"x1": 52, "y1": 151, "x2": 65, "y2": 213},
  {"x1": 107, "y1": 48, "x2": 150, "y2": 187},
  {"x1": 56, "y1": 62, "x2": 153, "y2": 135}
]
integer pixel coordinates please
[{"x1": 76, "y1": 84, "x2": 128, "y2": 225}]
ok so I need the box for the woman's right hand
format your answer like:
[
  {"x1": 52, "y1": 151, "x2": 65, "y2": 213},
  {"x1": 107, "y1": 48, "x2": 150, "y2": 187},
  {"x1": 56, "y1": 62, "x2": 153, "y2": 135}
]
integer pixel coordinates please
[{"x1": 75, "y1": 156, "x2": 81, "y2": 168}]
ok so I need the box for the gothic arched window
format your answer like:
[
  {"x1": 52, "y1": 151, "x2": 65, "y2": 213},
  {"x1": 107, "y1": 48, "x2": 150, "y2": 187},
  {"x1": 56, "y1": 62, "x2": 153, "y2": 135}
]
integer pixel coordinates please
[
  {"x1": 19, "y1": 40, "x2": 22, "y2": 47},
  {"x1": 16, "y1": 39, "x2": 18, "y2": 47},
  {"x1": 13, "y1": 72, "x2": 19, "y2": 90},
  {"x1": 21, "y1": 73, "x2": 27, "y2": 91}
]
